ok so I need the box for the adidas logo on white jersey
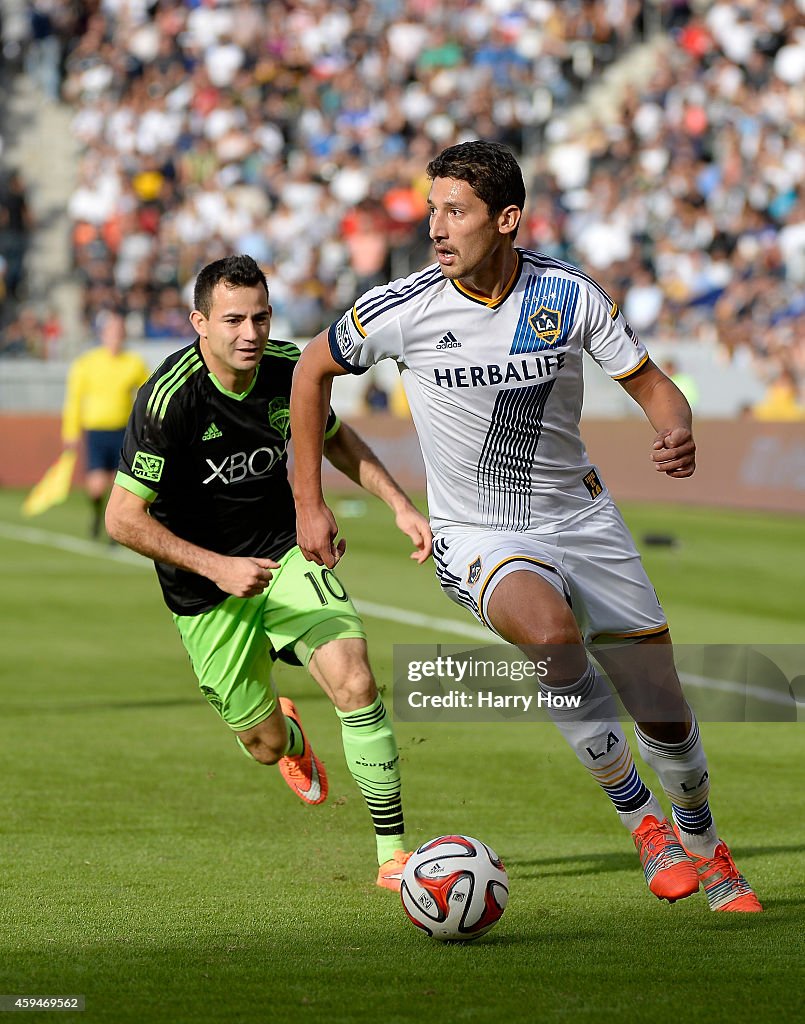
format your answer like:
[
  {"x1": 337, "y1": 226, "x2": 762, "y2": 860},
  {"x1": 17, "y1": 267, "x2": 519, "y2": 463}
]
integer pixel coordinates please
[{"x1": 436, "y1": 332, "x2": 461, "y2": 349}]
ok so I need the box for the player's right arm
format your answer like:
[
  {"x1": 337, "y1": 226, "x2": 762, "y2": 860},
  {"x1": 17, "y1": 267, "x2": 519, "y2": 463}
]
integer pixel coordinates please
[
  {"x1": 105, "y1": 485, "x2": 279, "y2": 598},
  {"x1": 290, "y1": 329, "x2": 352, "y2": 568}
]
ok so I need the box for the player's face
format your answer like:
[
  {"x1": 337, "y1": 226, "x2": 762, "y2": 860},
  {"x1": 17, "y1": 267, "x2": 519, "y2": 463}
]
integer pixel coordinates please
[
  {"x1": 427, "y1": 177, "x2": 518, "y2": 288},
  {"x1": 191, "y1": 282, "x2": 272, "y2": 392}
]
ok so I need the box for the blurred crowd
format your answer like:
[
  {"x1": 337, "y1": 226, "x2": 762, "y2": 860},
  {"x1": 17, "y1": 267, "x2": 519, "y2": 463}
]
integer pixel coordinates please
[
  {"x1": 559, "y1": 0, "x2": 805, "y2": 417},
  {"x1": 2, "y1": 0, "x2": 804, "y2": 416},
  {"x1": 55, "y1": 0, "x2": 652, "y2": 339}
]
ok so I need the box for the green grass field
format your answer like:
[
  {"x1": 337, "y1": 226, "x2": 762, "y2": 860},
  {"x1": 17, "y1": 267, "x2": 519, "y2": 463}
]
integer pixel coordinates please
[{"x1": 0, "y1": 489, "x2": 802, "y2": 1024}]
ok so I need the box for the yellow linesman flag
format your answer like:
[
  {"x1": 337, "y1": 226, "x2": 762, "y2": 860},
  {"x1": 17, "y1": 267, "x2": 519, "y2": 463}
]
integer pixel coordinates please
[{"x1": 22, "y1": 450, "x2": 78, "y2": 517}]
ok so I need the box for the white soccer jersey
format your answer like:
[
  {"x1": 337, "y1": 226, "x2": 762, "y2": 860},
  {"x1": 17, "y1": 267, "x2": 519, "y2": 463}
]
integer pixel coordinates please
[{"x1": 329, "y1": 249, "x2": 649, "y2": 532}]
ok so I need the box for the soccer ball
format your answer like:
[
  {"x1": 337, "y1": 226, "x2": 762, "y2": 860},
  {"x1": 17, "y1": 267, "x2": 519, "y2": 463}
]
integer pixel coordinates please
[{"x1": 400, "y1": 834, "x2": 509, "y2": 941}]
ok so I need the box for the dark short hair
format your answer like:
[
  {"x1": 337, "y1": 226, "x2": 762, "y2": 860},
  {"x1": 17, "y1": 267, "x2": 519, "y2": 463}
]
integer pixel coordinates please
[
  {"x1": 427, "y1": 141, "x2": 526, "y2": 222},
  {"x1": 193, "y1": 255, "x2": 268, "y2": 317}
]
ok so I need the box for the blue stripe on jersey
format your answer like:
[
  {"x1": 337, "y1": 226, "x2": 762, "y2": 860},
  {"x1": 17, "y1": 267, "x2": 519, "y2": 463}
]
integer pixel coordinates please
[
  {"x1": 476, "y1": 380, "x2": 556, "y2": 530},
  {"x1": 519, "y1": 249, "x2": 614, "y2": 307},
  {"x1": 355, "y1": 266, "x2": 444, "y2": 328},
  {"x1": 509, "y1": 274, "x2": 580, "y2": 355}
]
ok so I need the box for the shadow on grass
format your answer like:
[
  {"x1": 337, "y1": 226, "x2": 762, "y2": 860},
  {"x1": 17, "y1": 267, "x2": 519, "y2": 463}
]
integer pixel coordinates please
[{"x1": 507, "y1": 843, "x2": 805, "y2": 880}]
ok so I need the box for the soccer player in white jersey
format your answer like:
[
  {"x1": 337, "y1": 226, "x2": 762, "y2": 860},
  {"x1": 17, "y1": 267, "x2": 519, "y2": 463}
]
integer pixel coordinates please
[{"x1": 290, "y1": 141, "x2": 761, "y2": 912}]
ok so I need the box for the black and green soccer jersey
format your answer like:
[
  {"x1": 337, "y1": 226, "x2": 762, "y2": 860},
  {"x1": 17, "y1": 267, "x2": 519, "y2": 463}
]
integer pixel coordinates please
[{"x1": 115, "y1": 338, "x2": 339, "y2": 616}]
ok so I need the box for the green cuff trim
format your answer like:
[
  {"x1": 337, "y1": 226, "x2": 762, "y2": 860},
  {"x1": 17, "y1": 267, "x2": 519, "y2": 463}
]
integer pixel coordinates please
[
  {"x1": 324, "y1": 415, "x2": 341, "y2": 440},
  {"x1": 294, "y1": 615, "x2": 365, "y2": 666},
  {"x1": 115, "y1": 471, "x2": 157, "y2": 503}
]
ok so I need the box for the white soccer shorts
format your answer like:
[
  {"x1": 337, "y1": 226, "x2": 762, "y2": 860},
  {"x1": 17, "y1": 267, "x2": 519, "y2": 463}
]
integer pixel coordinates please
[{"x1": 432, "y1": 499, "x2": 668, "y2": 643}]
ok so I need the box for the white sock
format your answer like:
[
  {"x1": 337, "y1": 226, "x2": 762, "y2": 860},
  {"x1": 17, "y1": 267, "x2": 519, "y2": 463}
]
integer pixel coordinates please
[
  {"x1": 541, "y1": 664, "x2": 659, "y2": 831},
  {"x1": 635, "y1": 716, "x2": 718, "y2": 858}
]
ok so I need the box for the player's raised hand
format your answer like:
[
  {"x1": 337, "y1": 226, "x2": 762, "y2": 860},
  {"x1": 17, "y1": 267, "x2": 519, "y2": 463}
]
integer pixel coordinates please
[
  {"x1": 395, "y1": 505, "x2": 433, "y2": 564},
  {"x1": 296, "y1": 501, "x2": 346, "y2": 568},
  {"x1": 213, "y1": 556, "x2": 280, "y2": 597},
  {"x1": 651, "y1": 427, "x2": 696, "y2": 478}
]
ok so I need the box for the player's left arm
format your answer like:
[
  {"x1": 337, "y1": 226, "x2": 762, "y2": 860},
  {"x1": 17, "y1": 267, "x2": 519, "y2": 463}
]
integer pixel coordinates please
[
  {"x1": 618, "y1": 359, "x2": 696, "y2": 478},
  {"x1": 323, "y1": 421, "x2": 432, "y2": 563}
]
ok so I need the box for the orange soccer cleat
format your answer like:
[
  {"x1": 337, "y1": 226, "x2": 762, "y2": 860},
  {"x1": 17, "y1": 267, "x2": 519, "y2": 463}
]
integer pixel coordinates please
[
  {"x1": 674, "y1": 829, "x2": 763, "y2": 912},
  {"x1": 277, "y1": 697, "x2": 328, "y2": 806},
  {"x1": 632, "y1": 815, "x2": 700, "y2": 903},
  {"x1": 376, "y1": 850, "x2": 411, "y2": 892}
]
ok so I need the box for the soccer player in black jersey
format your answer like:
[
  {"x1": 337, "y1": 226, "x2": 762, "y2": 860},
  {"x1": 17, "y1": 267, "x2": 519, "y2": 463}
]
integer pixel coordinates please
[{"x1": 106, "y1": 255, "x2": 431, "y2": 890}]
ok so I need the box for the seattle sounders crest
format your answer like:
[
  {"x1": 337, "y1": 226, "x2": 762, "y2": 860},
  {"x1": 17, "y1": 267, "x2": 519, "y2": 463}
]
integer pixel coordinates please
[{"x1": 268, "y1": 397, "x2": 290, "y2": 438}]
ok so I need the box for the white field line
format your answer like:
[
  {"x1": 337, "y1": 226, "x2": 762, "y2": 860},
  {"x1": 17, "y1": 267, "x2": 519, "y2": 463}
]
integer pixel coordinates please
[
  {"x1": 0, "y1": 520, "x2": 794, "y2": 706},
  {"x1": 0, "y1": 520, "x2": 488, "y2": 638},
  {"x1": 677, "y1": 672, "x2": 793, "y2": 708}
]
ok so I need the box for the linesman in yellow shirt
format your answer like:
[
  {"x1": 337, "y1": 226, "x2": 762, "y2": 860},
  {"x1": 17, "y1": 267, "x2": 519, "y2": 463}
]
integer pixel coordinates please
[{"x1": 62, "y1": 310, "x2": 151, "y2": 538}]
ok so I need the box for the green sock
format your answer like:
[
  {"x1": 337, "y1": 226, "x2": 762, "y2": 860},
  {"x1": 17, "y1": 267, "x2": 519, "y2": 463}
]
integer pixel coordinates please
[
  {"x1": 283, "y1": 713, "x2": 304, "y2": 757},
  {"x1": 336, "y1": 695, "x2": 406, "y2": 864}
]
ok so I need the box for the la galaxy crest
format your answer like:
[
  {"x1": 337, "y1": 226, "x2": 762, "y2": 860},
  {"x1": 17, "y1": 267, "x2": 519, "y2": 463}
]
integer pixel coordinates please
[
  {"x1": 467, "y1": 555, "x2": 483, "y2": 587},
  {"x1": 528, "y1": 305, "x2": 562, "y2": 346}
]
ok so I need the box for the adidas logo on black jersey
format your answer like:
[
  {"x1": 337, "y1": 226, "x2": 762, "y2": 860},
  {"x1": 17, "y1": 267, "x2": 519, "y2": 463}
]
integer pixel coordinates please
[
  {"x1": 202, "y1": 422, "x2": 223, "y2": 441},
  {"x1": 436, "y1": 332, "x2": 461, "y2": 349}
]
